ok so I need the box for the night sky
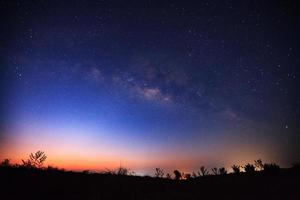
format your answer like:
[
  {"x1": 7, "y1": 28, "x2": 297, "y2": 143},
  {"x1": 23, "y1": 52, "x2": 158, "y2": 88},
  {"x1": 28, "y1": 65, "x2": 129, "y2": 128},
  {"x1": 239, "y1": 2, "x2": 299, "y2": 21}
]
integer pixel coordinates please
[{"x1": 1, "y1": 0, "x2": 299, "y2": 175}]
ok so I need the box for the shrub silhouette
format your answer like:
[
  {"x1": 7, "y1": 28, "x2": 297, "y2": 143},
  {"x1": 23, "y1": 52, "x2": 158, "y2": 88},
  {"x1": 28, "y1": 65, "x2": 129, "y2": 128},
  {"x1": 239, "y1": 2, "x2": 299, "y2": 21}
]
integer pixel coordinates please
[
  {"x1": 244, "y1": 163, "x2": 255, "y2": 173},
  {"x1": 166, "y1": 173, "x2": 172, "y2": 179},
  {"x1": 155, "y1": 167, "x2": 164, "y2": 178},
  {"x1": 46, "y1": 165, "x2": 62, "y2": 172},
  {"x1": 263, "y1": 163, "x2": 280, "y2": 172},
  {"x1": 21, "y1": 151, "x2": 47, "y2": 168},
  {"x1": 1, "y1": 159, "x2": 11, "y2": 167},
  {"x1": 184, "y1": 173, "x2": 191, "y2": 180},
  {"x1": 199, "y1": 166, "x2": 209, "y2": 176},
  {"x1": 211, "y1": 167, "x2": 219, "y2": 175},
  {"x1": 173, "y1": 170, "x2": 182, "y2": 180},
  {"x1": 231, "y1": 165, "x2": 241, "y2": 173},
  {"x1": 105, "y1": 166, "x2": 134, "y2": 175},
  {"x1": 1, "y1": 155, "x2": 299, "y2": 200},
  {"x1": 254, "y1": 159, "x2": 264, "y2": 170},
  {"x1": 117, "y1": 167, "x2": 133, "y2": 175},
  {"x1": 218, "y1": 167, "x2": 227, "y2": 175}
]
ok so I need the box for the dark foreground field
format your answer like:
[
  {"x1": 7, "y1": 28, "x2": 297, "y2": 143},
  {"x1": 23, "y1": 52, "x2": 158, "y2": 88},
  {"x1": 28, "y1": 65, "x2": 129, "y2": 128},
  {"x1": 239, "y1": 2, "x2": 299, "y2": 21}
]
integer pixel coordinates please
[{"x1": 1, "y1": 167, "x2": 299, "y2": 200}]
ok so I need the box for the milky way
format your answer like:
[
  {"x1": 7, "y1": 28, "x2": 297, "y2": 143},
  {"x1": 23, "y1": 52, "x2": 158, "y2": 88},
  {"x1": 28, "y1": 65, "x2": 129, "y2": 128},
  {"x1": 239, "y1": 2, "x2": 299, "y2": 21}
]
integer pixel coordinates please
[{"x1": 0, "y1": 0, "x2": 299, "y2": 174}]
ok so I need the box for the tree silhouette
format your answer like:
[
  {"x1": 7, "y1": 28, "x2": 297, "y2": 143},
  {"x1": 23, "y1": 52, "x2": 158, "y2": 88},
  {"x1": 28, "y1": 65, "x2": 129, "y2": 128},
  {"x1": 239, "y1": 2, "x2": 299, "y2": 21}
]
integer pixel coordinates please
[
  {"x1": 155, "y1": 167, "x2": 164, "y2": 178},
  {"x1": 244, "y1": 163, "x2": 255, "y2": 173},
  {"x1": 22, "y1": 151, "x2": 47, "y2": 168},
  {"x1": 173, "y1": 170, "x2": 182, "y2": 180},
  {"x1": 231, "y1": 165, "x2": 241, "y2": 173},
  {"x1": 199, "y1": 166, "x2": 209, "y2": 176}
]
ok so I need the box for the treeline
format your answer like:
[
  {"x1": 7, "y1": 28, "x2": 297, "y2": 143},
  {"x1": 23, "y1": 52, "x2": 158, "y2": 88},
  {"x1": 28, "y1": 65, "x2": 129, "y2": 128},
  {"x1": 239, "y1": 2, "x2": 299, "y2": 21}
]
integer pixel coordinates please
[{"x1": 1, "y1": 150, "x2": 299, "y2": 180}]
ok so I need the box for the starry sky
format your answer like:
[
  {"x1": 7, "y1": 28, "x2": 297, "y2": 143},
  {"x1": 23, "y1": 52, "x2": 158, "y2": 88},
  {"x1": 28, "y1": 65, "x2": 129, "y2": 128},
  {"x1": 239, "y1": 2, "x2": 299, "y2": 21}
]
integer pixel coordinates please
[{"x1": 0, "y1": 0, "x2": 299, "y2": 174}]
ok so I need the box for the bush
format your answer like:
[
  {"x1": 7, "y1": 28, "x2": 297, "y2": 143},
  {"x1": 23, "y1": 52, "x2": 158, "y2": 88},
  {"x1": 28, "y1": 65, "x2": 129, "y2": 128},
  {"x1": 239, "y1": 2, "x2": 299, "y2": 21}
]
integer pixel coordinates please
[
  {"x1": 263, "y1": 163, "x2": 280, "y2": 172},
  {"x1": 219, "y1": 167, "x2": 227, "y2": 175},
  {"x1": 244, "y1": 163, "x2": 255, "y2": 173},
  {"x1": 231, "y1": 165, "x2": 241, "y2": 173},
  {"x1": 104, "y1": 166, "x2": 135, "y2": 176},
  {"x1": 166, "y1": 173, "x2": 172, "y2": 179},
  {"x1": 184, "y1": 173, "x2": 191, "y2": 180},
  {"x1": 173, "y1": 170, "x2": 182, "y2": 180}
]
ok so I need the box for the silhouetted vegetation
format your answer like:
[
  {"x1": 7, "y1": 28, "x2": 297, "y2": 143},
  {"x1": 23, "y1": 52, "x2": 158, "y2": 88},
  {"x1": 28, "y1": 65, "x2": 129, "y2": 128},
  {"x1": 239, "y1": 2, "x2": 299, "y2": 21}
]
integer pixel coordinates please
[
  {"x1": 192, "y1": 171, "x2": 198, "y2": 178},
  {"x1": 199, "y1": 166, "x2": 209, "y2": 176},
  {"x1": 1, "y1": 153, "x2": 299, "y2": 200},
  {"x1": 166, "y1": 173, "x2": 172, "y2": 179},
  {"x1": 117, "y1": 166, "x2": 130, "y2": 175},
  {"x1": 105, "y1": 166, "x2": 134, "y2": 176},
  {"x1": 263, "y1": 163, "x2": 280, "y2": 172},
  {"x1": 211, "y1": 167, "x2": 227, "y2": 175},
  {"x1": 254, "y1": 159, "x2": 264, "y2": 170},
  {"x1": 244, "y1": 163, "x2": 256, "y2": 173},
  {"x1": 21, "y1": 151, "x2": 47, "y2": 168},
  {"x1": 184, "y1": 173, "x2": 191, "y2": 180},
  {"x1": 173, "y1": 169, "x2": 182, "y2": 180},
  {"x1": 218, "y1": 167, "x2": 227, "y2": 175},
  {"x1": 155, "y1": 167, "x2": 164, "y2": 178},
  {"x1": 211, "y1": 167, "x2": 219, "y2": 175},
  {"x1": 0, "y1": 158, "x2": 11, "y2": 167},
  {"x1": 231, "y1": 165, "x2": 241, "y2": 173}
]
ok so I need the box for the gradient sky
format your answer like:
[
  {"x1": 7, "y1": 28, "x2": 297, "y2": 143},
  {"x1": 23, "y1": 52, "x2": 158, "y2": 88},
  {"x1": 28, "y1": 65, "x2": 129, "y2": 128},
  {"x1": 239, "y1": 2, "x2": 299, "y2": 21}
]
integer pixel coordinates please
[{"x1": 0, "y1": 0, "x2": 299, "y2": 175}]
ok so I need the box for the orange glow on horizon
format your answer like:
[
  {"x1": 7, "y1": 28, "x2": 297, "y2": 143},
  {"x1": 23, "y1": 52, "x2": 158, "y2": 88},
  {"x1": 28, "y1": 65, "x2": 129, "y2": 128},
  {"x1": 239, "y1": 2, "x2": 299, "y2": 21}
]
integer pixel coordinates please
[{"x1": 0, "y1": 127, "x2": 280, "y2": 175}]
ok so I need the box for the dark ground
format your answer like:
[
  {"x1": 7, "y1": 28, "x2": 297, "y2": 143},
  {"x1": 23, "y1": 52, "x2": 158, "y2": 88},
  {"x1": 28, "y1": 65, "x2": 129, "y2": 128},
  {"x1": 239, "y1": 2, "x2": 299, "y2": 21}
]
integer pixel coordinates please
[{"x1": 1, "y1": 166, "x2": 299, "y2": 200}]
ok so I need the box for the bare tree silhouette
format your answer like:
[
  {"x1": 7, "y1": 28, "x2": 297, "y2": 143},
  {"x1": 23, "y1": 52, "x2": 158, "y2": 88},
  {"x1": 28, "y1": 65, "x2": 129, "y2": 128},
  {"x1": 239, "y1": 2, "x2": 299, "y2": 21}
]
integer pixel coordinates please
[
  {"x1": 155, "y1": 167, "x2": 164, "y2": 178},
  {"x1": 22, "y1": 151, "x2": 47, "y2": 168}
]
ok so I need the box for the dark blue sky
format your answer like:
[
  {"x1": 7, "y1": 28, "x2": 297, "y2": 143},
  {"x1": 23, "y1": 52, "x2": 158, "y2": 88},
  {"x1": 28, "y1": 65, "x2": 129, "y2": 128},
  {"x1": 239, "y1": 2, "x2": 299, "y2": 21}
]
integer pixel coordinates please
[{"x1": 0, "y1": 0, "x2": 299, "y2": 173}]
